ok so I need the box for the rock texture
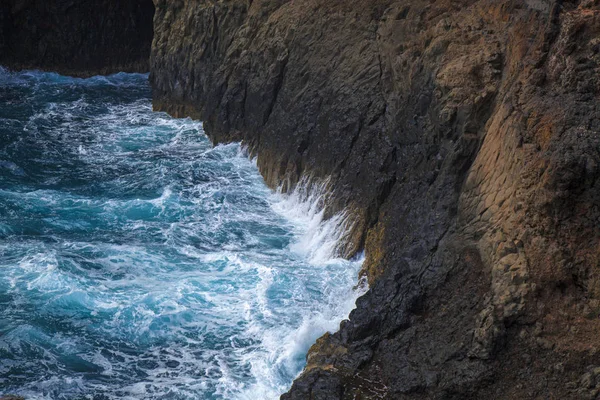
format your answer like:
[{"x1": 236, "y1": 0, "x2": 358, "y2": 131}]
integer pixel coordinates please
[
  {"x1": 2, "y1": 0, "x2": 598, "y2": 398},
  {"x1": 0, "y1": 0, "x2": 155, "y2": 76},
  {"x1": 151, "y1": 0, "x2": 600, "y2": 398}
]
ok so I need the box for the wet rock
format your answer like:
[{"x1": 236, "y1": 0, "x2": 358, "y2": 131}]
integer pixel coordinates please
[
  {"x1": 7, "y1": 0, "x2": 599, "y2": 398},
  {"x1": 149, "y1": 1, "x2": 600, "y2": 398}
]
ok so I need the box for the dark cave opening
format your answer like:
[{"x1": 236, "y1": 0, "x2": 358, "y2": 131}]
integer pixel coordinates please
[{"x1": 0, "y1": 0, "x2": 155, "y2": 76}]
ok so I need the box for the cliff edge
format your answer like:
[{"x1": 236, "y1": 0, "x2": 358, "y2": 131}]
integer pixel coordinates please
[
  {"x1": 151, "y1": 0, "x2": 600, "y2": 398},
  {"x1": 1, "y1": 0, "x2": 598, "y2": 398}
]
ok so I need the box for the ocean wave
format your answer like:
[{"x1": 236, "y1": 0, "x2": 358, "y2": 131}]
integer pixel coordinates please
[{"x1": 0, "y1": 70, "x2": 366, "y2": 399}]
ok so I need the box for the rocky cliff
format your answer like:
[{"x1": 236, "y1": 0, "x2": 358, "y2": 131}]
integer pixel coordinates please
[
  {"x1": 151, "y1": 0, "x2": 600, "y2": 398},
  {"x1": 1, "y1": 0, "x2": 599, "y2": 398},
  {"x1": 0, "y1": 0, "x2": 155, "y2": 76}
]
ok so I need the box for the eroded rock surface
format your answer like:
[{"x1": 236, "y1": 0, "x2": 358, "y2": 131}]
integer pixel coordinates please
[
  {"x1": 151, "y1": 0, "x2": 600, "y2": 398},
  {"x1": 3, "y1": 0, "x2": 595, "y2": 398},
  {"x1": 0, "y1": 0, "x2": 155, "y2": 76}
]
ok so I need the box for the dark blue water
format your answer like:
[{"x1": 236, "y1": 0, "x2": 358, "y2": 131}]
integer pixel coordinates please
[{"x1": 0, "y1": 69, "x2": 365, "y2": 399}]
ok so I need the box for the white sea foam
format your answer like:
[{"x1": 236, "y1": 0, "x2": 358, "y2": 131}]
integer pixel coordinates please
[
  {"x1": 229, "y1": 177, "x2": 368, "y2": 399},
  {"x1": 271, "y1": 177, "x2": 355, "y2": 264},
  {"x1": 0, "y1": 70, "x2": 368, "y2": 400}
]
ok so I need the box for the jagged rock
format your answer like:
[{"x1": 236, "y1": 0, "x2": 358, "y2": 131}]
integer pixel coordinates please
[
  {"x1": 151, "y1": 1, "x2": 600, "y2": 398},
  {"x1": 1, "y1": 0, "x2": 599, "y2": 398}
]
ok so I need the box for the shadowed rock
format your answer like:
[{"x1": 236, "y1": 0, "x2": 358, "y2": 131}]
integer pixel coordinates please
[
  {"x1": 150, "y1": 0, "x2": 600, "y2": 399},
  {"x1": 0, "y1": 0, "x2": 155, "y2": 76},
  {"x1": 1, "y1": 0, "x2": 599, "y2": 398}
]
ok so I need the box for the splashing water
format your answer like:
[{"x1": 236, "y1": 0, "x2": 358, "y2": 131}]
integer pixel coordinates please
[{"x1": 0, "y1": 68, "x2": 366, "y2": 399}]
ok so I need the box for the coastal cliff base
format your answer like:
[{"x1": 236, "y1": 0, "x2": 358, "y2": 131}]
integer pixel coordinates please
[
  {"x1": 0, "y1": 0, "x2": 598, "y2": 398},
  {"x1": 151, "y1": 0, "x2": 600, "y2": 398}
]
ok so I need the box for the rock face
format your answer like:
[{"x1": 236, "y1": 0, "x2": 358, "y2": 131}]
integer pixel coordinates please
[
  {"x1": 151, "y1": 0, "x2": 600, "y2": 398},
  {"x1": 1, "y1": 0, "x2": 598, "y2": 398},
  {"x1": 0, "y1": 0, "x2": 155, "y2": 76}
]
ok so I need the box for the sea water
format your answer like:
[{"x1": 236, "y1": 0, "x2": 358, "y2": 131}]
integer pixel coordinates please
[{"x1": 0, "y1": 69, "x2": 366, "y2": 399}]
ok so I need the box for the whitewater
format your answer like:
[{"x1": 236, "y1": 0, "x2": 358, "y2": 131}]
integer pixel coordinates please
[{"x1": 0, "y1": 69, "x2": 366, "y2": 399}]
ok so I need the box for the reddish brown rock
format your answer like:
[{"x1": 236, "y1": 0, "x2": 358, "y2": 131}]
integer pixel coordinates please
[
  {"x1": 1, "y1": 0, "x2": 598, "y2": 398},
  {"x1": 151, "y1": 0, "x2": 600, "y2": 398}
]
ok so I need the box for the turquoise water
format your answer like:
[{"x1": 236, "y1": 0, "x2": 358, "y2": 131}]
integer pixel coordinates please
[{"x1": 0, "y1": 69, "x2": 365, "y2": 399}]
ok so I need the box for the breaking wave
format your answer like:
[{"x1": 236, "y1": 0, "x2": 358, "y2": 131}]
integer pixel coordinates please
[{"x1": 0, "y1": 68, "x2": 366, "y2": 399}]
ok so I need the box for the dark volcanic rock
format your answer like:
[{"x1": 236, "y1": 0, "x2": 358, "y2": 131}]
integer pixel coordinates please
[
  {"x1": 4, "y1": 0, "x2": 599, "y2": 398},
  {"x1": 151, "y1": 0, "x2": 600, "y2": 398},
  {"x1": 0, "y1": 0, "x2": 155, "y2": 76}
]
